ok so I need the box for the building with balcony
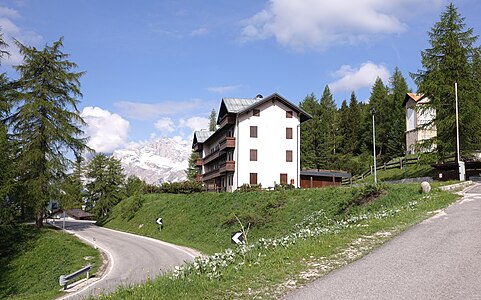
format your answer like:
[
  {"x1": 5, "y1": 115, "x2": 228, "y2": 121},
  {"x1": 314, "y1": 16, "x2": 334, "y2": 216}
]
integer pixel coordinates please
[
  {"x1": 403, "y1": 93, "x2": 437, "y2": 154},
  {"x1": 192, "y1": 93, "x2": 311, "y2": 192}
]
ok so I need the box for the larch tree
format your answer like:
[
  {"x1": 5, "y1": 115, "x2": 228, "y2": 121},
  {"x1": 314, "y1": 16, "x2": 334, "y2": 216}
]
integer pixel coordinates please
[
  {"x1": 0, "y1": 32, "x2": 18, "y2": 224},
  {"x1": 9, "y1": 38, "x2": 88, "y2": 227},
  {"x1": 412, "y1": 3, "x2": 481, "y2": 159}
]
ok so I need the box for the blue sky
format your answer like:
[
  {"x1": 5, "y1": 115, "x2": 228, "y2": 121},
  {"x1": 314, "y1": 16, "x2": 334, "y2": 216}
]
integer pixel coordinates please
[{"x1": 1, "y1": 0, "x2": 480, "y2": 153}]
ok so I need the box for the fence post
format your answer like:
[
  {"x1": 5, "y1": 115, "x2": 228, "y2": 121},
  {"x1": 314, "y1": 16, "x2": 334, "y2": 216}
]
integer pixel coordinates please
[{"x1": 400, "y1": 157, "x2": 403, "y2": 169}]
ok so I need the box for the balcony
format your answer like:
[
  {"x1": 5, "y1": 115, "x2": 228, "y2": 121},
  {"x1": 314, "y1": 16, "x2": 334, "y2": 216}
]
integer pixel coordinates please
[
  {"x1": 195, "y1": 158, "x2": 203, "y2": 166},
  {"x1": 195, "y1": 174, "x2": 203, "y2": 182},
  {"x1": 193, "y1": 143, "x2": 203, "y2": 152},
  {"x1": 203, "y1": 169, "x2": 220, "y2": 181},
  {"x1": 219, "y1": 114, "x2": 236, "y2": 128},
  {"x1": 220, "y1": 137, "x2": 235, "y2": 151},
  {"x1": 203, "y1": 149, "x2": 221, "y2": 165},
  {"x1": 219, "y1": 161, "x2": 235, "y2": 173}
]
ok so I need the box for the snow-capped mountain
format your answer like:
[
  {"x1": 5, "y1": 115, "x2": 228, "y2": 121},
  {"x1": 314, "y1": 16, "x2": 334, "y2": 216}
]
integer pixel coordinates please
[{"x1": 112, "y1": 137, "x2": 191, "y2": 185}]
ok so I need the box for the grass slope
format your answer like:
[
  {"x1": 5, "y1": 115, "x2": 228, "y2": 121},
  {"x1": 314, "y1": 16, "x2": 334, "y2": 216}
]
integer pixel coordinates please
[
  {"x1": 97, "y1": 184, "x2": 460, "y2": 299},
  {"x1": 0, "y1": 225, "x2": 101, "y2": 300}
]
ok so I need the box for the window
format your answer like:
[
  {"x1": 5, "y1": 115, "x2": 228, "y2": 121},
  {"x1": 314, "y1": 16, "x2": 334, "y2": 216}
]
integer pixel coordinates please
[
  {"x1": 286, "y1": 150, "x2": 293, "y2": 162},
  {"x1": 250, "y1": 149, "x2": 257, "y2": 161},
  {"x1": 250, "y1": 126, "x2": 258, "y2": 138},
  {"x1": 250, "y1": 173, "x2": 257, "y2": 185},
  {"x1": 286, "y1": 110, "x2": 293, "y2": 118},
  {"x1": 286, "y1": 127, "x2": 293, "y2": 139},
  {"x1": 280, "y1": 173, "x2": 288, "y2": 184},
  {"x1": 253, "y1": 109, "x2": 260, "y2": 117}
]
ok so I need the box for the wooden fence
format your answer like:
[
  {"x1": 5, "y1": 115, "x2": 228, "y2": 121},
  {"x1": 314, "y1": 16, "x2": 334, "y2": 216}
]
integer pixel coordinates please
[{"x1": 342, "y1": 156, "x2": 420, "y2": 185}]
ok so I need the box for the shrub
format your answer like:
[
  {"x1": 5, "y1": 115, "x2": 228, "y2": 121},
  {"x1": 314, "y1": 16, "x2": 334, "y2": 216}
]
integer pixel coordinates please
[{"x1": 235, "y1": 184, "x2": 263, "y2": 193}]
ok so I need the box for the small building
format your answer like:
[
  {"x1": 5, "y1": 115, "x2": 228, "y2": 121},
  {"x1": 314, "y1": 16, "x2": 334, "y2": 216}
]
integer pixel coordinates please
[
  {"x1": 403, "y1": 93, "x2": 437, "y2": 154},
  {"x1": 300, "y1": 170, "x2": 351, "y2": 188},
  {"x1": 192, "y1": 93, "x2": 312, "y2": 191}
]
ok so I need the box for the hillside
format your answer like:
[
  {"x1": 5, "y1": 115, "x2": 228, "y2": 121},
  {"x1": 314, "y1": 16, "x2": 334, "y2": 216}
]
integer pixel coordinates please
[{"x1": 97, "y1": 184, "x2": 459, "y2": 299}]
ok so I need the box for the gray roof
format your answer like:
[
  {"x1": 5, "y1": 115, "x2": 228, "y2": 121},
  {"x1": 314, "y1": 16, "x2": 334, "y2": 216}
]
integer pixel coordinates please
[
  {"x1": 300, "y1": 170, "x2": 351, "y2": 178},
  {"x1": 222, "y1": 98, "x2": 262, "y2": 113},
  {"x1": 193, "y1": 130, "x2": 215, "y2": 143}
]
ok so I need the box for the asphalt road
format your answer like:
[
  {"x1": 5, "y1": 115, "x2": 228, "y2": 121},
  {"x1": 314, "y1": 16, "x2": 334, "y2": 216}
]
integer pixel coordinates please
[
  {"x1": 283, "y1": 184, "x2": 481, "y2": 300},
  {"x1": 56, "y1": 220, "x2": 198, "y2": 300}
]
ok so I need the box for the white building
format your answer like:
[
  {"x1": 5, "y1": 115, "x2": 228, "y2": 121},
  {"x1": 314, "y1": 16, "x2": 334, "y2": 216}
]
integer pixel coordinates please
[
  {"x1": 403, "y1": 93, "x2": 437, "y2": 154},
  {"x1": 192, "y1": 93, "x2": 311, "y2": 192}
]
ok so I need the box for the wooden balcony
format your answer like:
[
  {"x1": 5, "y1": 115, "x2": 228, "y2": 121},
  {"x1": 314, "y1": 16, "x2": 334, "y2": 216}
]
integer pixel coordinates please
[
  {"x1": 219, "y1": 161, "x2": 235, "y2": 173},
  {"x1": 195, "y1": 158, "x2": 203, "y2": 166},
  {"x1": 193, "y1": 143, "x2": 203, "y2": 152},
  {"x1": 195, "y1": 174, "x2": 203, "y2": 182},
  {"x1": 220, "y1": 137, "x2": 235, "y2": 151},
  {"x1": 203, "y1": 149, "x2": 221, "y2": 165},
  {"x1": 202, "y1": 169, "x2": 220, "y2": 181},
  {"x1": 219, "y1": 114, "x2": 236, "y2": 128}
]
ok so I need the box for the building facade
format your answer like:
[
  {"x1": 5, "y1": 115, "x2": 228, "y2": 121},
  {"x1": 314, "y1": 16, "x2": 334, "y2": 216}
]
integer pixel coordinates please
[
  {"x1": 403, "y1": 93, "x2": 437, "y2": 154},
  {"x1": 192, "y1": 93, "x2": 311, "y2": 192}
]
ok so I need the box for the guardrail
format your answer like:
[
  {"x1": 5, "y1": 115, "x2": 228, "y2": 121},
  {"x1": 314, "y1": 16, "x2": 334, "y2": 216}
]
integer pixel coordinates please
[{"x1": 59, "y1": 264, "x2": 92, "y2": 290}]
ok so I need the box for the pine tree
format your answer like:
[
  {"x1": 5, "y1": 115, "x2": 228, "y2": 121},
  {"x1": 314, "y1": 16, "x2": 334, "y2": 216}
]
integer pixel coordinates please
[
  {"x1": 86, "y1": 154, "x2": 125, "y2": 219},
  {"x1": 366, "y1": 78, "x2": 389, "y2": 161},
  {"x1": 59, "y1": 156, "x2": 84, "y2": 210},
  {"x1": 387, "y1": 67, "x2": 409, "y2": 158},
  {"x1": 209, "y1": 109, "x2": 217, "y2": 131},
  {"x1": 318, "y1": 85, "x2": 338, "y2": 167},
  {"x1": 299, "y1": 93, "x2": 321, "y2": 169},
  {"x1": 186, "y1": 151, "x2": 200, "y2": 181},
  {"x1": 9, "y1": 38, "x2": 88, "y2": 226},
  {"x1": 412, "y1": 3, "x2": 481, "y2": 158}
]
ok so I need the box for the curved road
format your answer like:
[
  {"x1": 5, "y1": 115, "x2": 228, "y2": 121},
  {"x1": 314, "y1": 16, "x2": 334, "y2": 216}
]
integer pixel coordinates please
[
  {"x1": 283, "y1": 183, "x2": 481, "y2": 300},
  {"x1": 56, "y1": 220, "x2": 198, "y2": 299}
]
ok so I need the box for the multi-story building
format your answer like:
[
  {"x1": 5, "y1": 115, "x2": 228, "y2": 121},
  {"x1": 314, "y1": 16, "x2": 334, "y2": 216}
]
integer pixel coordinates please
[
  {"x1": 192, "y1": 93, "x2": 311, "y2": 192},
  {"x1": 403, "y1": 93, "x2": 437, "y2": 154}
]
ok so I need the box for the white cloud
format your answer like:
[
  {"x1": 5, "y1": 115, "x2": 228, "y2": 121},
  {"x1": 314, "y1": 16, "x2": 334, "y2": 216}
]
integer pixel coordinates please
[
  {"x1": 206, "y1": 84, "x2": 243, "y2": 94},
  {"x1": 190, "y1": 27, "x2": 208, "y2": 37},
  {"x1": 178, "y1": 116, "x2": 209, "y2": 132},
  {"x1": 114, "y1": 99, "x2": 202, "y2": 120},
  {"x1": 241, "y1": 0, "x2": 444, "y2": 50},
  {"x1": 329, "y1": 61, "x2": 390, "y2": 92},
  {"x1": 81, "y1": 107, "x2": 130, "y2": 153},
  {"x1": 0, "y1": 6, "x2": 42, "y2": 66},
  {"x1": 155, "y1": 117, "x2": 175, "y2": 133}
]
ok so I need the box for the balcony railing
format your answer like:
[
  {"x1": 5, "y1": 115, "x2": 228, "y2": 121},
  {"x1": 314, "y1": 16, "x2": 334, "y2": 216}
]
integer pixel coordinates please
[
  {"x1": 219, "y1": 161, "x2": 235, "y2": 173},
  {"x1": 220, "y1": 137, "x2": 235, "y2": 151},
  {"x1": 219, "y1": 114, "x2": 236, "y2": 128},
  {"x1": 195, "y1": 158, "x2": 203, "y2": 166},
  {"x1": 203, "y1": 137, "x2": 236, "y2": 165},
  {"x1": 203, "y1": 169, "x2": 220, "y2": 181}
]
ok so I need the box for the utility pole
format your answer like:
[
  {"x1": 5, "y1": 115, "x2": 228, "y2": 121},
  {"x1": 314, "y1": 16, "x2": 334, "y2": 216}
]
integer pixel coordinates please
[
  {"x1": 371, "y1": 107, "x2": 378, "y2": 185},
  {"x1": 455, "y1": 82, "x2": 465, "y2": 181}
]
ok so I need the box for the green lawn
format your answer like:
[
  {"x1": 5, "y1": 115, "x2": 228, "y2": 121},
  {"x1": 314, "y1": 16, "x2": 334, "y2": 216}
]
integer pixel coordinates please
[
  {"x1": 0, "y1": 225, "x2": 101, "y2": 300},
  {"x1": 96, "y1": 184, "x2": 460, "y2": 299}
]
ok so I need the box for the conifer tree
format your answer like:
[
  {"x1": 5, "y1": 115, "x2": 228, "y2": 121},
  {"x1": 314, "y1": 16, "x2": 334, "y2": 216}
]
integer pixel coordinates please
[
  {"x1": 387, "y1": 67, "x2": 409, "y2": 158},
  {"x1": 412, "y1": 3, "x2": 481, "y2": 158},
  {"x1": 186, "y1": 151, "x2": 200, "y2": 181},
  {"x1": 319, "y1": 85, "x2": 338, "y2": 165},
  {"x1": 209, "y1": 109, "x2": 217, "y2": 131},
  {"x1": 86, "y1": 154, "x2": 125, "y2": 219},
  {"x1": 299, "y1": 93, "x2": 321, "y2": 169},
  {"x1": 9, "y1": 38, "x2": 88, "y2": 226},
  {"x1": 365, "y1": 78, "x2": 389, "y2": 161}
]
